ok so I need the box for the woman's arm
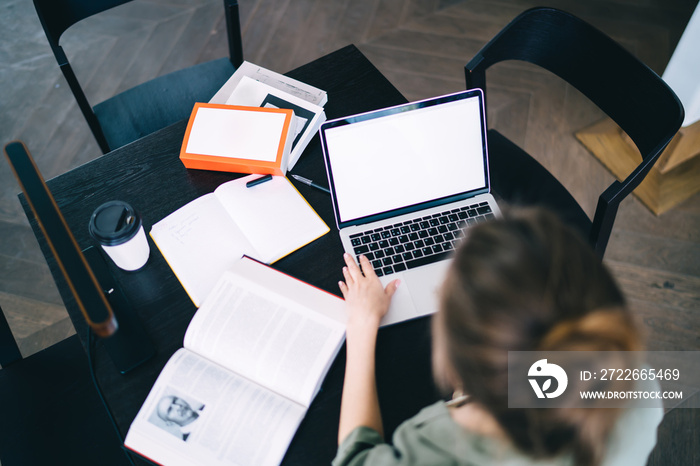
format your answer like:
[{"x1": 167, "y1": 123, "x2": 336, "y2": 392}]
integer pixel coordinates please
[{"x1": 337, "y1": 253, "x2": 400, "y2": 445}]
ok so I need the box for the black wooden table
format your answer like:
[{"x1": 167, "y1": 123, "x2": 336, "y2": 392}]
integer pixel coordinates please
[{"x1": 22, "y1": 45, "x2": 442, "y2": 465}]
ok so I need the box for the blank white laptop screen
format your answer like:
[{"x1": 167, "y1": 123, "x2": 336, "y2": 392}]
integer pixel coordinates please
[{"x1": 322, "y1": 94, "x2": 487, "y2": 225}]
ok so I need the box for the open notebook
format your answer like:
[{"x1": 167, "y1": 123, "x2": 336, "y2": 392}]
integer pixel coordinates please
[{"x1": 150, "y1": 175, "x2": 329, "y2": 306}]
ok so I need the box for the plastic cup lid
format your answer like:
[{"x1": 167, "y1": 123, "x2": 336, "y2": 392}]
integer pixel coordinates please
[{"x1": 89, "y1": 201, "x2": 142, "y2": 246}]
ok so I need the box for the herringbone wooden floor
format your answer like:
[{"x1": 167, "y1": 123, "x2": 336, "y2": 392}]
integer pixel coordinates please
[{"x1": 1, "y1": 0, "x2": 699, "y2": 462}]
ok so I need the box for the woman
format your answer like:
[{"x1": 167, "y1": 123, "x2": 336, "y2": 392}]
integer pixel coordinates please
[{"x1": 334, "y1": 208, "x2": 660, "y2": 466}]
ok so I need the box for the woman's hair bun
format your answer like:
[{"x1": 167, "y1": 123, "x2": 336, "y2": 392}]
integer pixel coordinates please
[{"x1": 539, "y1": 309, "x2": 641, "y2": 352}]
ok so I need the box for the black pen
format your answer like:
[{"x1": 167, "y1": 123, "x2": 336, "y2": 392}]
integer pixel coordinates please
[
  {"x1": 291, "y1": 174, "x2": 331, "y2": 194},
  {"x1": 246, "y1": 174, "x2": 273, "y2": 188}
]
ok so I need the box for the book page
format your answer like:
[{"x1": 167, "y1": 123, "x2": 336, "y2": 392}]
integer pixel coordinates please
[
  {"x1": 125, "y1": 349, "x2": 305, "y2": 466},
  {"x1": 184, "y1": 259, "x2": 346, "y2": 407},
  {"x1": 149, "y1": 194, "x2": 255, "y2": 307},
  {"x1": 214, "y1": 175, "x2": 329, "y2": 264}
]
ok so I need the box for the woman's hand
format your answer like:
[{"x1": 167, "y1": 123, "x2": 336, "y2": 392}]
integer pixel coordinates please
[
  {"x1": 338, "y1": 253, "x2": 400, "y2": 330},
  {"x1": 337, "y1": 253, "x2": 399, "y2": 444}
]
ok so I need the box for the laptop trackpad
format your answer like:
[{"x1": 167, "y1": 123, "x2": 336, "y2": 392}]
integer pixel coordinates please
[{"x1": 380, "y1": 260, "x2": 450, "y2": 327}]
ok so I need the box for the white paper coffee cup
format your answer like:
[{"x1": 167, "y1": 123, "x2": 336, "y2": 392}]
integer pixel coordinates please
[{"x1": 89, "y1": 201, "x2": 150, "y2": 271}]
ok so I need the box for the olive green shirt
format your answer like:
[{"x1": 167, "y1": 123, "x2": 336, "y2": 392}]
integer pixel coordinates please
[{"x1": 333, "y1": 400, "x2": 662, "y2": 466}]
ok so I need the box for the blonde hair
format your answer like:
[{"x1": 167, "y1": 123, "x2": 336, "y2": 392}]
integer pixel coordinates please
[{"x1": 434, "y1": 208, "x2": 640, "y2": 466}]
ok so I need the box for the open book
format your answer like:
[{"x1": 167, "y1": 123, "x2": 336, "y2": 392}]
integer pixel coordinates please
[
  {"x1": 124, "y1": 257, "x2": 347, "y2": 466},
  {"x1": 150, "y1": 175, "x2": 329, "y2": 306}
]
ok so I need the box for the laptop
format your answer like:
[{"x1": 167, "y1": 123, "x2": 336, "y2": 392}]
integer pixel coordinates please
[{"x1": 319, "y1": 89, "x2": 501, "y2": 326}]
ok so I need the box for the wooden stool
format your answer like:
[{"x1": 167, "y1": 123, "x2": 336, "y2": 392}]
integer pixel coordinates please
[{"x1": 576, "y1": 118, "x2": 700, "y2": 215}]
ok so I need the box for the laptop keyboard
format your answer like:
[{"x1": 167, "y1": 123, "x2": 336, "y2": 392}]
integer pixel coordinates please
[{"x1": 350, "y1": 201, "x2": 494, "y2": 277}]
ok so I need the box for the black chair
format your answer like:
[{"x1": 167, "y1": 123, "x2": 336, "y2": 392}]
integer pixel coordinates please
[
  {"x1": 465, "y1": 7, "x2": 684, "y2": 257},
  {"x1": 0, "y1": 305, "x2": 130, "y2": 465},
  {"x1": 33, "y1": 0, "x2": 244, "y2": 154},
  {"x1": 2, "y1": 139, "x2": 156, "y2": 464}
]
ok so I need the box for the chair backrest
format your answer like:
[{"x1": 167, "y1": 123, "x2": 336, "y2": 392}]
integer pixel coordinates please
[
  {"x1": 33, "y1": 0, "x2": 243, "y2": 68},
  {"x1": 465, "y1": 7, "x2": 684, "y2": 256},
  {"x1": 33, "y1": 0, "x2": 244, "y2": 154},
  {"x1": 5, "y1": 141, "x2": 155, "y2": 373},
  {"x1": 33, "y1": 0, "x2": 130, "y2": 50}
]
